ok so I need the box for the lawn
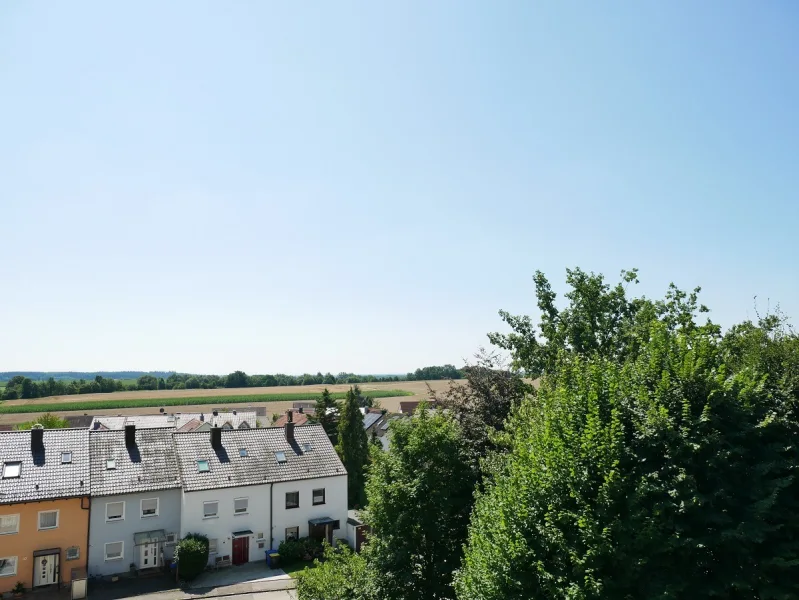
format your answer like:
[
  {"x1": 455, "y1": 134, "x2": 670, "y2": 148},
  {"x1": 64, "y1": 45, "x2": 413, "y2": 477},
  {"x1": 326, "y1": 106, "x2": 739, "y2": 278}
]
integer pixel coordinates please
[
  {"x1": 0, "y1": 389, "x2": 412, "y2": 414},
  {"x1": 281, "y1": 561, "x2": 317, "y2": 578}
]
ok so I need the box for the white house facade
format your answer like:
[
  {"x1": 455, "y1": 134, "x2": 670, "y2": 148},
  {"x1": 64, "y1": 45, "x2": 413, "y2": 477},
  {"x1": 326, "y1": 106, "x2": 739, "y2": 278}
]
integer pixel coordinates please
[
  {"x1": 88, "y1": 426, "x2": 181, "y2": 577},
  {"x1": 173, "y1": 421, "x2": 347, "y2": 565}
]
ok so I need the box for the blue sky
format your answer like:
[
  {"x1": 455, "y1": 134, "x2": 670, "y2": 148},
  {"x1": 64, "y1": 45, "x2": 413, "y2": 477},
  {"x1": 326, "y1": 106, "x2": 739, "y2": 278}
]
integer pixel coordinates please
[{"x1": 1, "y1": 2, "x2": 797, "y2": 374}]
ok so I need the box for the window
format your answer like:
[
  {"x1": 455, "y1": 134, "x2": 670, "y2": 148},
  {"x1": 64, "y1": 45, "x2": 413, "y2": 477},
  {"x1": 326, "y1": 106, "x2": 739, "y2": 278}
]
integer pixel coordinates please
[
  {"x1": 141, "y1": 498, "x2": 159, "y2": 517},
  {"x1": 285, "y1": 526, "x2": 299, "y2": 541},
  {"x1": 61, "y1": 452, "x2": 72, "y2": 464},
  {"x1": 312, "y1": 489, "x2": 326, "y2": 506},
  {"x1": 0, "y1": 515, "x2": 19, "y2": 535},
  {"x1": 2, "y1": 462, "x2": 20, "y2": 479},
  {"x1": 332, "y1": 520, "x2": 341, "y2": 530},
  {"x1": 275, "y1": 451, "x2": 287, "y2": 463},
  {"x1": 209, "y1": 538, "x2": 218, "y2": 554},
  {"x1": 38, "y1": 510, "x2": 59, "y2": 530},
  {"x1": 0, "y1": 557, "x2": 17, "y2": 577},
  {"x1": 285, "y1": 491, "x2": 299, "y2": 509},
  {"x1": 239, "y1": 448, "x2": 248, "y2": 457},
  {"x1": 234, "y1": 498, "x2": 248, "y2": 514},
  {"x1": 104, "y1": 542, "x2": 123, "y2": 561},
  {"x1": 106, "y1": 501, "x2": 125, "y2": 521},
  {"x1": 203, "y1": 501, "x2": 218, "y2": 518},
  {"x1": 66, "y1": 547, "x2": 80, "y2": 561},
  {"x1": 106, "y1": 459, "x2": 116, "y2": 470},
  {"x1": 197, "y1": 460, "x2": 210, "y2": 473},
  {"x1": 302, "y1": 443, "x2": 312, "y2": 453},
  {"x1": 165, "y1": 533, "x2": 177, "y2": 546}
]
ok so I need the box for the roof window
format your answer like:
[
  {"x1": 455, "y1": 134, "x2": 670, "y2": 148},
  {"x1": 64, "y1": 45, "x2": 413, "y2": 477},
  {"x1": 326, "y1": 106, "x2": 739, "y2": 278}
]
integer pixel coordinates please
[
  {"x1": 275, "y1": 451, "x2": 287, "y2": 464},
  {"x1": 2, "y1": 462, "x2": 21, "y2": 478},
  {"x1": 106, "y1": 459, "x2": 116, "y2": 470},
  {"x1": 302, "y1": 443, "x2": 312, "y2": 453},
  {"x1": 239, "y1": 448, "x2": 248, "y2": 457},
  {"x1": 197, "y1": 460, "x2": 210, "y2": 473},
  {"x1": 61, "y1": 452, "x2": 72, "y2": 464}
]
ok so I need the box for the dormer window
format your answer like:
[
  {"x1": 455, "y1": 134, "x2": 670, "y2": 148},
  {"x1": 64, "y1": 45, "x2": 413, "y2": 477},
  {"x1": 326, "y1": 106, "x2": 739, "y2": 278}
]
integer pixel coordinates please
[
  {"x1": 61, "y1": 452, "x2": 72, "y2": 464},
  {"x1": 106, "y1": 459, "x2": 116, "y2": 470},
  {"x1": 275, "y1": 451, "x2": 287, "y2": 464},
  {"x1": 2, "y1": 462, "x2": 21, "y2": 478},
  {"x1": 197, "y1": 460, "x2": 210, "y2": 473}
]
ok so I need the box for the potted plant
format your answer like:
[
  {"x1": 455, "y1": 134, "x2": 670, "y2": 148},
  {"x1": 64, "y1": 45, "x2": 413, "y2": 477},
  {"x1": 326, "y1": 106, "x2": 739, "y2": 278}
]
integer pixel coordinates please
[{"x1": 12, "y1": 582, "x2": 24, "y2": 597}]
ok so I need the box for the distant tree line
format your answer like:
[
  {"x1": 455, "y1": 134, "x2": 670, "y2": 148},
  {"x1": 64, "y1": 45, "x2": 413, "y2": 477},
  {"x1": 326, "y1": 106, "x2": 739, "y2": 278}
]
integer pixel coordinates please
[
  {"x1": 404, "y1": 364, "x2": 464, "y2": 381},
  {"x1": 0, "y1": 371, "x2": 172, "y2": 383},
  {"x1": 0, "y1": 366, "x2": 462, "y2": 401}
]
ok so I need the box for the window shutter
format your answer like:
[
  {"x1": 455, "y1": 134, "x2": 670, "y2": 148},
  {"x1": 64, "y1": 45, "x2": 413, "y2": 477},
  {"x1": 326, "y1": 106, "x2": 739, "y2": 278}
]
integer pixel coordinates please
[
  {"x1": 234, "y1": 498, "x2": 248, "y2": 513},
  {"x1": 142, "y1": 498, "x2": 158, "y2": 515}
]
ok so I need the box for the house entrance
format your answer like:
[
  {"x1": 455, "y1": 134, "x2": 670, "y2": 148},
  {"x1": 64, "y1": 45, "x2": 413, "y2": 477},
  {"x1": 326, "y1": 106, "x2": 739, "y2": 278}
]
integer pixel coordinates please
[
  {"x1": 139, "y1": 542, "x2": 162, "y2": 569},
  {"x1": 33, "y1": 550, "x2": 59, "y2": 587},
  {"x1": 232, "y1": 533, "x2": 250, "y2": 565}
]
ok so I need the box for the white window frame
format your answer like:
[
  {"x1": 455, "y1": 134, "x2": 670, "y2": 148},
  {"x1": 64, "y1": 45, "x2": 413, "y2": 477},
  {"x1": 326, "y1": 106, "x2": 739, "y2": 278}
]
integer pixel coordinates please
[
  {"x1": 0, "y1": 514, "x2": 20, "y2": 536},
  {"x1": 234, "y1": 497, "x2": 248, "y2": 515},
  {"x1": 66, "y1": 546, "x2": 80, "y2": 561},
  {"x1": 104, "y1": 541, "x2": 124, "y2": 561},
  {"x1": 106, "y1": 501, "x2": 125, "y2": 522},
  {"x1": 38, "y1": 509, "x2": 59, "y2": 530},
  {"x1": 165, "y1": 533, "x2": 177, "y2": 546},
  {"x1": 209, "y1": 538, "x2": 218, "y2": 554},
  {"x1": 0, "y1": 556, "x2": 18, "y2": 577},
  {"x1": 140, "y1": 497, "x2": 159, "y2": 518},
  {"x1": 203, "y1": 501, "x2": 219, "y2": 519}
]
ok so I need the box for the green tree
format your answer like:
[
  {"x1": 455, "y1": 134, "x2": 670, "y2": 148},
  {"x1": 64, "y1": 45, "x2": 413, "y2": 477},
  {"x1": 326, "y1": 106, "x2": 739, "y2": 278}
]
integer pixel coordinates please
[
  {"x1": 336, "y1": 387, "x2": 369, "y2": 508},
  {"x1": 174, "y1": 533, "x2": 209, "y2": 581},
  {"x1": 15, "y1": 413, "x2": 69, "y2": 430},
  {"x1": 455, "y1": 321, "x2": 799, "y2": 599},
  {"x1": 487, "y1": 267, "x2": 716, "y2": 378},
  {"x1": 314, "y1": 388, "x2": 339, "y2": 444},
  {"x1": 225, "y1": 370, "x2": 249, "y2": 388},
  {"x1": 365, "y1": 408, "x2": 474, "y2": 600},
  {"x1": 136, "y1": 374, "x2": 158, "y2": 390},
  {"x1": 296, "y1": 543, "x2": 373, "y2": 600}
]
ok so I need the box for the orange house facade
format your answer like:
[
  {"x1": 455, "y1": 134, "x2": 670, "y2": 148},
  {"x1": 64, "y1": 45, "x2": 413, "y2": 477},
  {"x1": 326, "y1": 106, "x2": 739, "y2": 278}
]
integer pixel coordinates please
[{"x1": 0, "y1": 429, "x2": 89, "y2": 593}]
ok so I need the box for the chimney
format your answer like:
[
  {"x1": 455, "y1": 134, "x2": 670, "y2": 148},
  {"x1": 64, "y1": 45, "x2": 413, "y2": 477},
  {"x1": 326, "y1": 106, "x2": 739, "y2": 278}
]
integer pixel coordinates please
[
  {"x1": 232, "y1": 410, "x2": 237, "y2": 416},
  {"x1": 200, "y1": 413, "x2": 205, "y2": 422},
  {"x1": 210, "y1": 426, "x2": 222, "y2": 450},
  {"x1": 298, "y1": 407, "x2": 304, "y2": 414},
  {"x1": 159, "y1": 407, "x2": 165, "y2": 414},
  {"x1": 285, "y1": 420, "x2": 295, "y2": 444},
  {"x1": 125, "y1": 424, "x2": 136, "y2": 448},
  {"x1": 212, "y1": 410, "x2": 219, "y2": 417},
  {"x1": 286, "y1": 409, "x2": 293, "y2": 423},
  {"x1": 31, "y1": 425, "x2": 44, "y2": 452}
]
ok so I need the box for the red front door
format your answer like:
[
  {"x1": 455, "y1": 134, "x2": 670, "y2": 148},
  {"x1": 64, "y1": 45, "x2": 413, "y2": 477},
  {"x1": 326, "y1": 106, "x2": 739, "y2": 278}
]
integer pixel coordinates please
[{"x1": 232, "y1": 536, "x2": 249, "y2": 565}]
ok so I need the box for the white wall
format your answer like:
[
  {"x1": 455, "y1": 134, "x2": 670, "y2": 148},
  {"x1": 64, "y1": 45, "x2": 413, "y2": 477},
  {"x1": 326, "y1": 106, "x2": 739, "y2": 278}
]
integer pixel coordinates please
[
  {"x1": 271, "y1": 475, "x2": 348, "y2": 548},
  {"x1": 180, "y1": 484, "x2": 271, "y2": 564}
]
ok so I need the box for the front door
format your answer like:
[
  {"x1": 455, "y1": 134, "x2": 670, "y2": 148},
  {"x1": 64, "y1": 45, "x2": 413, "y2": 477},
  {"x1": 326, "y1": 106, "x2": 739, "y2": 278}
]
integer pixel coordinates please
[
  {"x1": 139, "y1": 542, "x2": 161, "y2": 569},
  {"x1": 33, "y1": 553, "x2": 59, "y2": 587},
  {"x1": 232, "y1": 536, "x2": 249, "y2": 565}
]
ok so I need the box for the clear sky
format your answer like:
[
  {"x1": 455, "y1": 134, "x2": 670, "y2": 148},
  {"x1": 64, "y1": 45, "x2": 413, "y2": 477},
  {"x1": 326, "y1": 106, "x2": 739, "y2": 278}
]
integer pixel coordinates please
[{"x1": 1, "y1": 2, "x2": 797, "y2": 375}]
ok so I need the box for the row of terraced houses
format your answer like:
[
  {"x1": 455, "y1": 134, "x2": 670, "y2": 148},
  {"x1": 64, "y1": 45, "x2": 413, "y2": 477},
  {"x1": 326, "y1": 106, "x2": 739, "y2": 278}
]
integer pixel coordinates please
[{"x1": 0, "y1": 411, "x2": 347, "y2": 593}]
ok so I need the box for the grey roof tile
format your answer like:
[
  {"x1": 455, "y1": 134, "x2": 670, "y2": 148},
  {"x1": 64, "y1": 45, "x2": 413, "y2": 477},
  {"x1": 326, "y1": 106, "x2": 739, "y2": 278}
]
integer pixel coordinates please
[
  {"x1": 89, "y1": 427, "x2": 180, "y2": 496},
  {"x1": 174, "y1": 424, "x2": 346, "y2": 493},
  {"x1": 0, "y1": 429, "x2": 89, "y2": 504}
]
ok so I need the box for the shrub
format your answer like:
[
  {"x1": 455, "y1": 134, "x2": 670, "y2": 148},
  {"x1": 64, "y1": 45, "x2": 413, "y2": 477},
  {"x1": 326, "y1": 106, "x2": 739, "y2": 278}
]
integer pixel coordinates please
[
  {"x1": 174, "y1": 533, "x2": 209, "y2": 581},
  {"x1": 296, "y1": 544, "x2": 373, "y2": 600},
  {"x1": 278, "y1": 537, "x2": 325, "y2": 564}
]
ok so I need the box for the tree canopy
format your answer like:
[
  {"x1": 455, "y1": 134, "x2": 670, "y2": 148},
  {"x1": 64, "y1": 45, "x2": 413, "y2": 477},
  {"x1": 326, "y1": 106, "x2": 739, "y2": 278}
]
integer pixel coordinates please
[{"x1": 337, "y1": 387, "x2": 369, "y2": 508}]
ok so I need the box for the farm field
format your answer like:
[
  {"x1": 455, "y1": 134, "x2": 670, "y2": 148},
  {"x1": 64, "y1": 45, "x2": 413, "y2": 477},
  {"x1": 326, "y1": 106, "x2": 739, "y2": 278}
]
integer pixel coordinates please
[{"x1": 0, "y1": 380, "x2": 460, "y2": 426}]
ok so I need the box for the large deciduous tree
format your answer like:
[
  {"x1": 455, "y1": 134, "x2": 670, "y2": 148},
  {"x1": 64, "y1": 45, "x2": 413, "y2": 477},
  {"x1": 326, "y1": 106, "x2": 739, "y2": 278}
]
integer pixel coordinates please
[
  {"x1": 314, "y1": 387, "x2": 339, "y2": 444},
  {"x1": 364, "y1": 408, "x2": 474, "y2": 600},
  {"x1": 337, "y1": 387, "x2": 369, "y2": 508},
  {"x1": 455, "y1": 320, "x2": 799, "y2": 599}
]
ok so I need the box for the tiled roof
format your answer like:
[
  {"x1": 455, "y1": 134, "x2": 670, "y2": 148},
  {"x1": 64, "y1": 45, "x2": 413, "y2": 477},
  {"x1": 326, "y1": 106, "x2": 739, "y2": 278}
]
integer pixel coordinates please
[
  {"x1": 174, "y1": 425, "x2": 346, "y2": 493},
  {"x1": 0, "y1": 429, "x2": 89, "y2": 504},
  {"x1": 90, "y1": 411, "x2": 258, "y2": 431},
  {"x1": 176, "y1": 418, "x2": 203, "y2": 432},
  {"x1": 272, "y1": 410, "x2": 310, "y2": 427},
  {"x1": 399, "y1": 400, "x2": 436, "y2": 414},
  {"x1": 89, "y1": 427, "x2": 180, "y2": 496}
]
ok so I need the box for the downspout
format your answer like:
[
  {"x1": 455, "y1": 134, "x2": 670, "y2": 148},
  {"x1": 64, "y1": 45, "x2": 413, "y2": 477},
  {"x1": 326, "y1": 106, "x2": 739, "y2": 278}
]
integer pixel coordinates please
[{"x1": 269, "y1": 482, "x2": 274, "y2": 551}]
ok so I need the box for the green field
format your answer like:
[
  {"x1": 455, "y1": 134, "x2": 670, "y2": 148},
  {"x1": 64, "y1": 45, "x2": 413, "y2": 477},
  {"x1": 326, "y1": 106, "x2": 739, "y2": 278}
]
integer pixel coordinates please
[{"x1": 0, "y1": 389, "x2": 413, "y2": 414}]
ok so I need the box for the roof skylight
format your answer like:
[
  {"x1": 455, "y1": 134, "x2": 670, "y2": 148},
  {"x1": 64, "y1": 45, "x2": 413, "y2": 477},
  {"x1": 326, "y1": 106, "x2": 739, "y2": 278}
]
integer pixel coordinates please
[
  {"x1": 239, "y1": 448, "x2": 248, "y2": 457},
  {"x1": 275, "y1": 451, "x2": 287, "y2": 464},
  {"x1": 106, "y1": 459, "x2": 116, "y2": 470},
  {"x1": 302, "y1": 443, "x2": 312, "y2": 452},
  {"x1": 61, "y1": 452, "x2": 72, "y2": 464},
  {"x1": 197, "y1": 460, "x2": 210, "y2": 472},
  {"x1": 2, "y1": 462, "x2": 21, "y2": 478}
]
